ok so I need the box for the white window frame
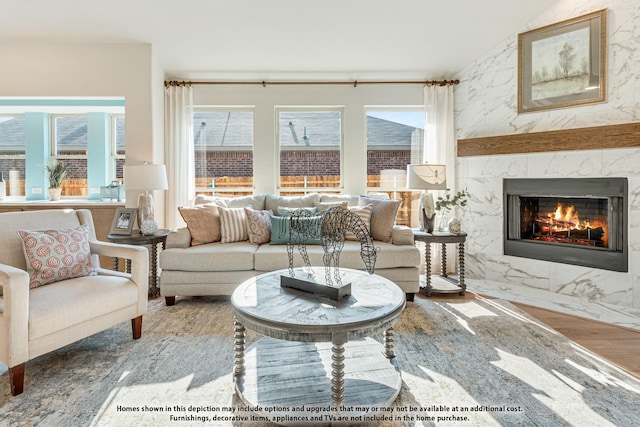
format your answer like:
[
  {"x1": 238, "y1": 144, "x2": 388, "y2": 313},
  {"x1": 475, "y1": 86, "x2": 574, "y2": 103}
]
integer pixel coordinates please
[
  {"x1": 275, "y1": 106, "x2": 345, "y2": 194},
  {"x1": 364, "y1": 106, "x2": 425, "y2": 194},
  {"x1": 192, "y1": 106, "x2": 255, "y2": 196},
  {"x1": 111, "y1": 114, "x2": 125, "y2": 181}
]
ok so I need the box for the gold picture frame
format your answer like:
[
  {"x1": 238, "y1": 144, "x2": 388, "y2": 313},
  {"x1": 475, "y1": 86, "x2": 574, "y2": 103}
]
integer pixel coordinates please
[
  {"x1": 110, "y1": 208, "x2": 137, "y2": 235},
  {"x1": 518, "y1": 9, "x2": 607, "y2": 113}
]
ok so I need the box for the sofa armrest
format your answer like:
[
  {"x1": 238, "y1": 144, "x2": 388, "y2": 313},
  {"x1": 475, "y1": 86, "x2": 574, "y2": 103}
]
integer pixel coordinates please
[
  {"x1": 391, "y1": 225, "x2": 415, "y2": 246},
  {"x1": 89, "y1": 241, "x2": 149, "y2": 312},
  {"x1": 0, "y1": 263, "x2": 30, "y2": 365},
  {"x1": 166, "y1": 227, "x2": 191, "y2": 249}
]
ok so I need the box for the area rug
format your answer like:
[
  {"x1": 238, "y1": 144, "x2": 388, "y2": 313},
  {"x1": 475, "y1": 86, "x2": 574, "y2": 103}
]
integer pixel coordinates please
[{"x1": 1, "y1": 295, "x2": 639, "y2": 426}]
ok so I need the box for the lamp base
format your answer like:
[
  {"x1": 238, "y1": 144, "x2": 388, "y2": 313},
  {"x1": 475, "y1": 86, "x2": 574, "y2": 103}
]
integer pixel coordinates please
[
  {"x1": 137, "y1": 192, "x2": 154, "y2": 231},
  {"x1": 419, "y1": 192, "x2": 436, "y2": 233}
]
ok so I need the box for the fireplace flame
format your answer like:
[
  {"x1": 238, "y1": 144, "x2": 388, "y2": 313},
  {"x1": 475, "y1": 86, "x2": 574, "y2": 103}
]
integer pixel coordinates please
[
  {"x1": 539, "y1": 202, "x2": 607, "y2": 247},
  {"x1": 548, "y1": 203, "x2": 591, "y2": 230}
]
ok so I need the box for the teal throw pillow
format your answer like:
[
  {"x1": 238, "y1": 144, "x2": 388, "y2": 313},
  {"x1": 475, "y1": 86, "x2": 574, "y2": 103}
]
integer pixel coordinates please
[{"x1": 270, "y1": 215, "x2": 322, "y2": 245}]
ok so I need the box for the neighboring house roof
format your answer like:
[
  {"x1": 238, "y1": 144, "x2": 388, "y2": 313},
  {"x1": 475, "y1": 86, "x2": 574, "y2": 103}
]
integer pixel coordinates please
[
  {"x1": 0, "y1": 116, "x2": 125, "y2": 151},
  {"x1": 193, "y1": 111, "x2": 422, "y2": 150},
  {"x1": 1, "y1": 112, "x2": 419, "y2": 151}
]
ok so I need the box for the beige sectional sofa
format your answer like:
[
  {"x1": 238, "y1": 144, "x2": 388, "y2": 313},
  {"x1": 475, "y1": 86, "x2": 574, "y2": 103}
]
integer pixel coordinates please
[{"x1": 159, "y1": 193, "x2": 420, "y2": 305}]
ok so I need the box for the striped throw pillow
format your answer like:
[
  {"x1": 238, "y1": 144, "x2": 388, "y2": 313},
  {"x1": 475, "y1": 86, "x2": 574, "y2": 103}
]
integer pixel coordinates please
[
  {"x1": 219, "y1": 207, "x2": 248, "y2": 243},
  {"x1": 345, "y1": 204, "x2": 372, "y2": 240}
]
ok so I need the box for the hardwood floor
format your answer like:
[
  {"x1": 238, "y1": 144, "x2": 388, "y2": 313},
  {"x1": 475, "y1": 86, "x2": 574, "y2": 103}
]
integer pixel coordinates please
[{"x1": 423, "y1": 292, "x2": 640, "y2": 379}]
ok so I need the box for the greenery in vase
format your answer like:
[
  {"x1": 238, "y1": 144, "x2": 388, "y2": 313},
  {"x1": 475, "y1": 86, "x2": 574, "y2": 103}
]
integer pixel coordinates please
[
  {"x1": 435, "y1": 188, "x2": 470, "y2": 213},
  {"x1": 43, "y1": 159, "x2": 68, "y2": 188}
]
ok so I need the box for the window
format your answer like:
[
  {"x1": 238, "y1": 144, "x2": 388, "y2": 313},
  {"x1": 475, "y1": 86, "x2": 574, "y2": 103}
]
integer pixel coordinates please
[
  {"x1": 365, "y1": 108, "x2": 425, "y2": 226},
  {"x1": 0, "y1": 115, "x2": 26, "y2": 196},
  {"x1": 52, "y1": 115, "x2": 88, "y2": 196},
  {"x1": 193, "y1": 108, "x2": 254, "y2": 196},
  {"x1": 277, "y1": 108, "x2": 343, "y2": 194},
  {"x1": 112, "y1": 115, "x2": 125, "y2": 181}
]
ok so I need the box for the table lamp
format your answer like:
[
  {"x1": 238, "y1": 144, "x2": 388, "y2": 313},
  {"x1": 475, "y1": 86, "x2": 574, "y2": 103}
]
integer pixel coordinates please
[
  {"x1": 124, "y1": 163, "x2": 169, "y2": 231},
  {"x1": 406, "y1": 164, "x2": 446, "y2": 232}
]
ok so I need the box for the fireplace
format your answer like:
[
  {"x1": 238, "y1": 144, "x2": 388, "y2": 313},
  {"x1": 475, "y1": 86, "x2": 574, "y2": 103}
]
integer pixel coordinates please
[{"x1": 503, "y1": 178, "x2": 627, "y2": 272}]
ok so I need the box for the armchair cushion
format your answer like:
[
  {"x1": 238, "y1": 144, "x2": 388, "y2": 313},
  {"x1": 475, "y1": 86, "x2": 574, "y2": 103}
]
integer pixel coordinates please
[{"x1": 17, "y1": 224, "x2": 95, "y2": 288}]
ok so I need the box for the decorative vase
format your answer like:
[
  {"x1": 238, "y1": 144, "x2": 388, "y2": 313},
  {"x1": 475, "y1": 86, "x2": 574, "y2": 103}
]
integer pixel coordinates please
[
  {"x1": 140, "y1": 218, "x2": 159, "y2": 235},
  {"x1": 436, "y1": 211, "x2": 449, "y2": 232},
  {"x1": 448, "y1": 217, "x2": 461, "y2": 234},
  {"x1": 48, "y1": 187, "x2": 62, "y2": 201}
]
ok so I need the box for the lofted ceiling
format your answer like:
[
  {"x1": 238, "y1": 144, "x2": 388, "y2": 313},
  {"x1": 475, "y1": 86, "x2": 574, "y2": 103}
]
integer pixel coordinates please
[{"x1": 0, "y1": 0, "x2": 557, "y2": 81}]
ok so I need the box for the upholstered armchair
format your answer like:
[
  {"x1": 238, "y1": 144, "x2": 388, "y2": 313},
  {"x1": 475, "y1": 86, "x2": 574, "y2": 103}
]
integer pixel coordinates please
[{"x1": 0, "y1": 209, "x2": 149, "y2": 396}]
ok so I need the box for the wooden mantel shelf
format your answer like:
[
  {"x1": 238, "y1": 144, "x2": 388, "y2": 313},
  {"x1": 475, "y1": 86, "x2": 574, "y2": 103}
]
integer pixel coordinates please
[{"x1": 457, "y1": 122, "x2": 640, "y2": 157}]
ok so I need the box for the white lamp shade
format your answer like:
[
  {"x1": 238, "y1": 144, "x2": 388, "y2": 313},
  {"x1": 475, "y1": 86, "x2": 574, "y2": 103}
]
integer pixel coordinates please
[
  {"x1": 124, "y1": 164, "x2": 168, "y2": 191},
  {"x1": 406, "y1": 164, "x2": 446, "y2": 190}
]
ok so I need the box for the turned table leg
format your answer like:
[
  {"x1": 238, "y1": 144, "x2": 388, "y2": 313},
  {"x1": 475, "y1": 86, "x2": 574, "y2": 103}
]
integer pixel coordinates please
[
  {"x1": 425, "y1": 242, "x2": 432, "y2": 296},
  {"x1": 384, "y1": 327, "x2": 396, "y2": 359},
  {"x1": 233, "y1": 317, "x2": 245, "y2": 379},
  {"x1": 331, "y1": 332, "x2": 347, "y2": 409},
  {"x1": 459, "y1": 241, "x2": 466, "y2": 295}
]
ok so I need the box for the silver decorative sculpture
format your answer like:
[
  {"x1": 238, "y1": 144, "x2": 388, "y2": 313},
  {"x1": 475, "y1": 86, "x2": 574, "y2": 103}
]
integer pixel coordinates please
[{"x1": 280, "y1": 206, "x2": 378, "y2": 298}]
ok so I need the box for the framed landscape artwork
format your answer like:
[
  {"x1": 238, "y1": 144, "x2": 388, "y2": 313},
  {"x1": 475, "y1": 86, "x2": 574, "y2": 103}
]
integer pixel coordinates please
[{"x1": 518, "y1": 9, "x2": 607, "y2": 113}]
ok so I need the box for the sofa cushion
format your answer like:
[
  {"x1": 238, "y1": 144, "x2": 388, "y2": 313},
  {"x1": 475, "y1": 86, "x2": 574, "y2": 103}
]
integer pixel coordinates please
[
  {"x1": 245, "y1": 207, "x2": 272, "y2": 245},
  {"x1": 313, "y1": 201, "x2": 349, "y2": 212},
  {"x1": 178, "y1": 204, "x2": 221, "y2": 246},
  {"x1": 17, "y1": 224, "x2": 95, "y2": 289},
  {"x1": 270, "y1": 215, "x2": 322, "y2": 245},
  {"x1": 265, "y1": 193, "x2": 320, "y2": 213},
  {"x1": 161, "y1": 241, "x2": 258, "y2": 272},
  {"x1": 219, "y1": 207, "x2": 248, "y2": 243},
  {"x1": 319, "y1": 194, "x2": 360, "y2": 206},
  {"x1": 358, "y1": 197, "x2": 401, "y2": 243},
  {"x1": 195, "y1": 194, "x2": 266, "y2": 209},
  {"x1": 29, "y1": 274, "x2": 138, "y2": 340},
  {"x1": 254, "y1": 240, "x2": 419, "y2": 271}
]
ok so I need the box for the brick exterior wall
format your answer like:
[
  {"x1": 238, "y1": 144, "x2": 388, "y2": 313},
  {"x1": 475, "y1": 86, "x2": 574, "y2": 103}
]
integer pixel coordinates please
[{"x1": 193, "y1": 149, "x2": 410, "y2": 178}]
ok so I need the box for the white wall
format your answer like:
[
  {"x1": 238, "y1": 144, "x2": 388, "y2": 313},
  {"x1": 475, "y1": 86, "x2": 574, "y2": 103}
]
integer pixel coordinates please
[
  {"x1": 454, "y1": 0, "x2": 640, "y2": 310},
  {"x1": 193, "y1": 84, "x2": 425, "y2": 195},
  {"x1": 0, "y1": 42, "x2": 167, "y2": 225}
]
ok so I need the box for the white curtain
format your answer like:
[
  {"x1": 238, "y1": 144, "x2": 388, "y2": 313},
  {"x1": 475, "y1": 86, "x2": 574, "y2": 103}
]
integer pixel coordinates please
[
  {"x1": 164, "y1": 84, "x2": 195, "y2": 230},
  {"x1": 424, "y1": 84, "x2": 456, "y2": 274}
]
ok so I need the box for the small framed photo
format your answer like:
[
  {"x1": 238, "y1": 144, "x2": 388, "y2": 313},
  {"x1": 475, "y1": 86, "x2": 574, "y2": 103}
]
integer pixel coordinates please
[
  {"x1": 518, "y1": 9, "x2": 607, "y2": 113},
  {"x1": 110, "y1": 208, "x2": 137, "y2": 235}
]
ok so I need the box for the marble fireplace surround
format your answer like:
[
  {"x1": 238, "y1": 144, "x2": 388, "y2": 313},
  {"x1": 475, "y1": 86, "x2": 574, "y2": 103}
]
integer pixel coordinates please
[{"x1": 457, "y1": 122, "x2": 640, "y2": 322}]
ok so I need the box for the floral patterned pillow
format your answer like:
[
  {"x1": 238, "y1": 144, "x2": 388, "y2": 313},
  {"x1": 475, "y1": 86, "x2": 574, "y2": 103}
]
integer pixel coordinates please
[
  {"x1": 244, "y1": 207, "x2": 273, "y2": 245},
  {"x1": 17, "y1": 224, "x2": 96, "y2": 288}
]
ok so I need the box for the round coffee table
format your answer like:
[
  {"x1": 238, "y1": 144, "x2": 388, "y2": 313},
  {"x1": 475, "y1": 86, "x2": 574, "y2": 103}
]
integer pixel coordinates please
[{"x1": 231, "y1": 267, "x2": 406, "y2": 423}]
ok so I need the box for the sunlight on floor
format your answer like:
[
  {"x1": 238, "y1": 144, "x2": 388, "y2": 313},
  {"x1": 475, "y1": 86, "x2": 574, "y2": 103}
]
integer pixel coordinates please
[
  {"x1": 491, "y1": 347, "x2": 616, "y2": 426},
  {"x1": 566, "y1": 343, "x2": 640, "y2": 394},
  {"x1": 90, "y1": 372, "x2": 236, "y2": 426},
  {"x1": 477, "y1": 296, "x2": 560, "y2": 335}
]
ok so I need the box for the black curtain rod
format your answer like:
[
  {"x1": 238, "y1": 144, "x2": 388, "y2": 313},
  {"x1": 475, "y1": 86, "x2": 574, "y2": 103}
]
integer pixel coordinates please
[{"x1": 164, "y1": 79, "x2": 459, "y2": 87}]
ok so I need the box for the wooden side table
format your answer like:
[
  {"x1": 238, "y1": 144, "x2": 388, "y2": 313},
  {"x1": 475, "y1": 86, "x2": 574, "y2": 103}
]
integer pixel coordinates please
[
  {"x1": 107, "y1": 229, "x2": 169, "y2": 297},
  {"x1": 412, "y1": 230, "x2": 467, "y2": 296}
]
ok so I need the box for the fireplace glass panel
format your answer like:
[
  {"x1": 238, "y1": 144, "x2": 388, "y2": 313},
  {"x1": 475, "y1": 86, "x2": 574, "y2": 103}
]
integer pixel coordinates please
[{"x1": 518, "y1": 196, "x2": 609, "y2": 249}]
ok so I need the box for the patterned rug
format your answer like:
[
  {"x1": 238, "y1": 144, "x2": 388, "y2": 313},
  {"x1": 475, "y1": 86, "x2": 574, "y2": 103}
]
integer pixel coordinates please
[{"x1": 1, "y1": 295, "x2": 639, "y2": 426}]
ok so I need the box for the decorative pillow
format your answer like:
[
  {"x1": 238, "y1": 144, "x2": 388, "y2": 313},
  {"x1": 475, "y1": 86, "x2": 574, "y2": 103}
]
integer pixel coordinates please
[
  {"x1": 178, "y1": 204, "x2": 221, "y2": 246},
  {"x1": 269, "y1": 215, "x2": 322, "y2": 245},
  {"x1": 17, "y1": 224, "x2": 95, "y2": 289},
  {"x1": 277, "y1": 206, "x2": 317, "y2": 216},
  {"x1": 313, "y1": 201, "x2": 348, "y2": 212},
  {"x1": 219, "y1": 207, "x2": 248, "y2": 243},
  {"x1": 245, "y1": 207, "x2": 272, "y2": 245},
  {"x1": 358, "y1": 197, "x2": 401, "y2": 243},
  {"x1": 345, "y1": 204, "x2": 373, "y2": 241}
]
